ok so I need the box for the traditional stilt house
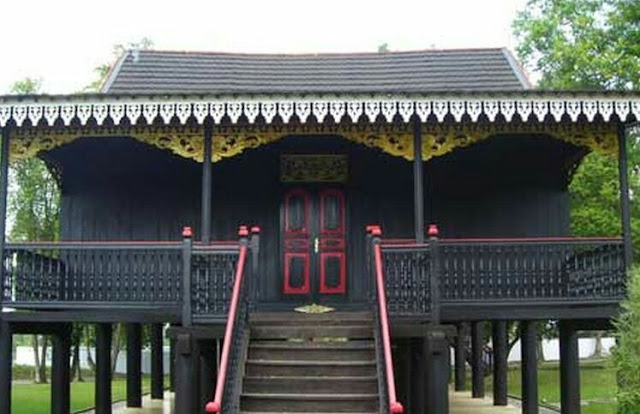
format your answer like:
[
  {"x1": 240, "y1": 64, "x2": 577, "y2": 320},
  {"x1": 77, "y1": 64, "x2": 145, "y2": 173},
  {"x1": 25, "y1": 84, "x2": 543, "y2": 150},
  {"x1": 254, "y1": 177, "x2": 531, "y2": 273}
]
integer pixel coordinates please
[{"x1": 0, "y1": 48, "x2": 634, "y2": 414}]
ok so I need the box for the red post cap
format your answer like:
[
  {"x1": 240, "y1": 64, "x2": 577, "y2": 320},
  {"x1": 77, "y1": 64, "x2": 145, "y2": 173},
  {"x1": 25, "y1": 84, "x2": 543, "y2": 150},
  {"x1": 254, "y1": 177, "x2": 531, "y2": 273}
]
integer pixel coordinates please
[
  {"x1": 366, "y1": 225, "x2": 377, "y2": 233},
  {"x1": 427, "y1": 224, "x2": 439, "y2": 237},
  {"x1": 390, "y1": 402, "x2": 404, "y2": 413},
  {"x1": 370, "y1": 226, "x2": 382, "y2": 236},
  {"x1": 238, "y1": 225, "x2": 249, "y2": 237},
  {"x1": 251, "y1": 226, "x2": 261, "y2": 234},
  {"x1": 205, "y1": 401, "x2": 220, "y2": 413},
  {"x1": 182, "y1": 226, "x2": 193, "y2": 238}
]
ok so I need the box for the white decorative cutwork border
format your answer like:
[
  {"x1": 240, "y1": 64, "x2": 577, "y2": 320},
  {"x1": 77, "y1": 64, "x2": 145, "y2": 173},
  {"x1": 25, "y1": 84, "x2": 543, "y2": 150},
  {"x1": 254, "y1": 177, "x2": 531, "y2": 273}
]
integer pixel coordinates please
[{"x1": 0, "y1": 94, "x2": 639, "y2": 128}]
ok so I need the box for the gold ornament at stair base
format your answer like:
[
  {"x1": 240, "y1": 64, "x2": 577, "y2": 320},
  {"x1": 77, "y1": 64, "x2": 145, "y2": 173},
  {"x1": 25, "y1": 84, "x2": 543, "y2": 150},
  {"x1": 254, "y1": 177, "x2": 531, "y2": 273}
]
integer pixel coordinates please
[{"x1": 294, "y1": 303, "x2": 335, "y2": 314}]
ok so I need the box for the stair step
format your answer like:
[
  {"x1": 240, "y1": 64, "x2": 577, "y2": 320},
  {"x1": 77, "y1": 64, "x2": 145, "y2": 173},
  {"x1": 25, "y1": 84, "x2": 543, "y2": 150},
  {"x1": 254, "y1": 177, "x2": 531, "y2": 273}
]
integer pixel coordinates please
[
  {"x1": 245, "y1": 360, "x2": 377, "y2": 377},
  {"x1": 252, "y1": 325, "x2": 372, "y2": 340},
  {"x1": 243, "y1": 376, "x2": 378, "y2": 394},
  {"x1": 250, "y1": 312, "x2": 373, "y2": 326},
  {"x1": 249, "y1": 342, "x2": 375, "y2": 361},
  {"x1": 240, "y1": 393, "x2": 378, "y2": 412}
]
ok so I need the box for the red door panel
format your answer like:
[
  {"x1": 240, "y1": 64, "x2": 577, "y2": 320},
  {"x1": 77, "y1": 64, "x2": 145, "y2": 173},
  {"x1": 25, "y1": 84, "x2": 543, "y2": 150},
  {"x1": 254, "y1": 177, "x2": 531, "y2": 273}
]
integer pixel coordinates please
[
  {"x1": 318, "y1": 189, "x2": 346, "y2": 294},
  {"x1": 283, "y1": 190, "x2": 311, "y2": 294},
  {"x1": 282, "y1": 188, "x2": 347, "y2": 296}
]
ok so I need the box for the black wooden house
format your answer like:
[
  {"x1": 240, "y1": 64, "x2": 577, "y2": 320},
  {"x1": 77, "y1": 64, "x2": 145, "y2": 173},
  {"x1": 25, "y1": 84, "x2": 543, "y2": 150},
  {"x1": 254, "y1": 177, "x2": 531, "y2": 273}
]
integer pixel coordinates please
[{"x1": 0, "y1": 48, "x2": 634, "y2": 414}]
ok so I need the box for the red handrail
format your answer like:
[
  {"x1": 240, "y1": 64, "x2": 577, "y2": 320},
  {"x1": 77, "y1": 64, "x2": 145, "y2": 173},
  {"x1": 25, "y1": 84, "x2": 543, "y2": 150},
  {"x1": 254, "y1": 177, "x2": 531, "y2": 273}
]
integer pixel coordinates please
[
  {"x1": 372, "y1": 234, "x2": 404, "y2": 414},
  {"x1": 205, "y1": 241, "x2": 248, "y2": 413}
]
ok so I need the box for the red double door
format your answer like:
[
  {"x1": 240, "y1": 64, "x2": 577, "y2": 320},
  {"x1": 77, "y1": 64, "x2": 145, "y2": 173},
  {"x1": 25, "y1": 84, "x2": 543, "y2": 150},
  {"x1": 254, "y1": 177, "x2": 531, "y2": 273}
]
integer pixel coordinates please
[{"x1": 282, "y1": 188, "x2": 347, "y2": 298}]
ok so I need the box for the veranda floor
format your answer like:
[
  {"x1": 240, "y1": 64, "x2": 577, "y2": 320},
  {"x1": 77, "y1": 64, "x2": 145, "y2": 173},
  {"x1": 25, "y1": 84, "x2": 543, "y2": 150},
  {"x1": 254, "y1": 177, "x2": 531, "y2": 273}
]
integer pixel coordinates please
[{"x1": 100, "y1": 391, "x2": 522, "y2": 414}]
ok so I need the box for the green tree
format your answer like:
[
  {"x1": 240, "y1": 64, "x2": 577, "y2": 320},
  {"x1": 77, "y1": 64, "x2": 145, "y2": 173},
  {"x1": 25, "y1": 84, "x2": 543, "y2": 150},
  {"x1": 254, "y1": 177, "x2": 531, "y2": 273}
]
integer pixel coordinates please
[
  {"x1": 85, "y1": 37, "x2": 154, "y2": 92},
  {"x1": 613, "y1": 266, "x2": 640, "y2": 412}
]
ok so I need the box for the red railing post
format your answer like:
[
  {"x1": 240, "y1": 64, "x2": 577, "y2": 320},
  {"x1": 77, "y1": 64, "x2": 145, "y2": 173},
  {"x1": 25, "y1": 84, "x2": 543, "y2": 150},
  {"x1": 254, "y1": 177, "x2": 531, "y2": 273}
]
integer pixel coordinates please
[
  {"x1": 369, "y1": 225, "x2": 404, "y2": 414},
  {"x1": 205, "y1": 225, "x2": 249, "y2": 413}
]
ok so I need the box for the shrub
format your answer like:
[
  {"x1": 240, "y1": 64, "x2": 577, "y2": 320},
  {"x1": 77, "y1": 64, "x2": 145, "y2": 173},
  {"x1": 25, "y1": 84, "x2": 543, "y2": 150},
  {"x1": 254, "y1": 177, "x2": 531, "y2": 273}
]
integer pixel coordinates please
[{"x1": 612, "y1": 266, "x2": 640, "y2": 413}]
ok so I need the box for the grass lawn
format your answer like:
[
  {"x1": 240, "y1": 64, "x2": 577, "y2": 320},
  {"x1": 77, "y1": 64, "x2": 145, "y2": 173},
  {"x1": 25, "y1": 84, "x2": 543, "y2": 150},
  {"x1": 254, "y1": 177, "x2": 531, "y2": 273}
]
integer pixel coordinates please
[
  {"x1": 12, "y1": 377, "x2": 154, "y2": 414},
  {"x1": 466, "y1": 359, "x2": 618, "y2": 413}
]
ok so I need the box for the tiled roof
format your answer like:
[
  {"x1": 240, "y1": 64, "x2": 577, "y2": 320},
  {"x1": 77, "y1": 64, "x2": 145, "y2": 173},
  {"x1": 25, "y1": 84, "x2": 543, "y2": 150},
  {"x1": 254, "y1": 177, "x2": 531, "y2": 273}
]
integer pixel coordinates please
[{"x1": 103, "y1": 48, "x2": 531, "y2": 94}]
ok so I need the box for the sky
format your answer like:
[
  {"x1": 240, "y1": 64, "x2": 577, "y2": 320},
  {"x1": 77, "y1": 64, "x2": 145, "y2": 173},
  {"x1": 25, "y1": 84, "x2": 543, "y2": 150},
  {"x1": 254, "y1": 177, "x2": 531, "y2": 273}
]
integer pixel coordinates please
[{"x1": 0, "y1": 0, "x2": 530, "y2": 94}]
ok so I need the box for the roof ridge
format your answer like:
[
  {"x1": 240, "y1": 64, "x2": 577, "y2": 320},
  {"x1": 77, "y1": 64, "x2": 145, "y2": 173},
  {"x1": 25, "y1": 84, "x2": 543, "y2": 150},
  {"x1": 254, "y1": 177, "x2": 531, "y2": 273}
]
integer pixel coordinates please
[{"x1": 132, "y1": 47, "x2": 508, "y2": 59}]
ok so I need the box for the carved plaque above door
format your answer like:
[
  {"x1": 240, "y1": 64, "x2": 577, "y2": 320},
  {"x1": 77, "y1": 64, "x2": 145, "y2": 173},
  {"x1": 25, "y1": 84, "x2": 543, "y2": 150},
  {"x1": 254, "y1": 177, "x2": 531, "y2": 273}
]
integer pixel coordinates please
[{"x1": 280, "y1": 154, "x2": 348, "y2": 183}]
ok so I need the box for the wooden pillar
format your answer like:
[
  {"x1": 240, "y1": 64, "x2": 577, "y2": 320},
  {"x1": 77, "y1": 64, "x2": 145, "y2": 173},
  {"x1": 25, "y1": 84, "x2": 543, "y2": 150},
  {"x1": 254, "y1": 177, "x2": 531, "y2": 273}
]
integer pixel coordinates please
[
  {"x1": 52, "y1": 324, "x2": 72, "y2": 414},
  {"x1": 454, "y1": 322, "x2": 467, "y2": 391},
  {"x1": 413, "y1": 118, "x2": 425, "y2": 243},
  {"x1": 169, "y1": 335, "x2": 176, "y2": 392},
  {"x1": 126, "y1": 323, "x2": 142, "y2": 407},
  {"x1": 559, "y1": 321, "x2": 580, "y2": 414},
  {"x1": 0, "y1": 320, "x2": 12, "y2": 414},
  {"x1": 0, "y1": 128, "x2": 10, "y2": 311},
  {"x1": 618, "y1": 124, "x2": 633, "y2": 267},
  {"x1": 471, "y1": 321, "x2": 485, "y2": 398},
  {"x1": 423, "y1": 330, "x2": 450, "y2": 414},
  {"x1": 492, "y1": 320, "x2": 508, "y2": 406},
  {"x1": 521, "y1": 321, "x2": 539, "y2": 414},
  {"x1": 95, "y1": 323, "x2": 112, "y2": 414},
  {"x1": 199, "y1": 341, "x2": 218, "y2": 412},
  {"x1": 410, "y1": 338, "x2": 425, "y2": 414},
  {"x1": 151, "y1": 324, "x2": 164, "y2": 399},
  {"x1": 201, "y1": 121, "x2": 213, "y2": 243},
  {"x1": 174, "y1": 333, "x2": 197, "y2": 414}
]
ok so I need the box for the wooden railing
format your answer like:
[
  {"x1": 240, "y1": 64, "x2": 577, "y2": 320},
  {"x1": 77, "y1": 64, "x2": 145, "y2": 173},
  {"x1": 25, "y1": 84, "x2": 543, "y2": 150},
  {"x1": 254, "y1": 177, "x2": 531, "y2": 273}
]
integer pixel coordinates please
[
  {"x1": 368, "y1": 226, "x2": 404, "y2": 414},
  {"x1": 377, "y1": 227, "x2": 626, "y2": 319}
]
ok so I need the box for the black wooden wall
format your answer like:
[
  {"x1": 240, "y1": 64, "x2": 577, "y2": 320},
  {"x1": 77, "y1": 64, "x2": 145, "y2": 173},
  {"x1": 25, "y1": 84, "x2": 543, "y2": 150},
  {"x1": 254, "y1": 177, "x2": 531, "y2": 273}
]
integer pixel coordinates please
[{"x1": 48, "y1": 133, "x2": 582, "y2": 304}]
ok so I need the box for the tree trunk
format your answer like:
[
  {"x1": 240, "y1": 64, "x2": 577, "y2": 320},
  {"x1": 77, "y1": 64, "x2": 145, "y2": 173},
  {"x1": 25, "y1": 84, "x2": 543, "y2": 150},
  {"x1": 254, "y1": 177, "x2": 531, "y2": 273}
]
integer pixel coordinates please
[
  {"x1": 38, "y1": 336, "x2": 48, "y2": 383},
  {"x1": 593, "y1": 331, "x2": 603, "y2": 359},
  {"x1": 86, "y1": 341, "x2": 95, "y2": 371},
  {"x1": 111, "y1": 324, "x2": 122, "y2": 375},
  {"x1": 32, "y1": 335, "x2": 42, "y2": 383},
  {"x1": 536, "y1": 338, "x2": 546, "y2": 362},
  {"x1": 71, "y1": 335, "x2": 83, "y2": 382}
]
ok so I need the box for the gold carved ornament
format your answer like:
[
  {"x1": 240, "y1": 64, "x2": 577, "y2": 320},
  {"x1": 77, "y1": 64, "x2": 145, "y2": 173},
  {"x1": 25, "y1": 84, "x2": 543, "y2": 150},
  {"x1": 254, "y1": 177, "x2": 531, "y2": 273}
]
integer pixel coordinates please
[{"x1": 8, "y1": 122, "x2": 618, "y2": 164}]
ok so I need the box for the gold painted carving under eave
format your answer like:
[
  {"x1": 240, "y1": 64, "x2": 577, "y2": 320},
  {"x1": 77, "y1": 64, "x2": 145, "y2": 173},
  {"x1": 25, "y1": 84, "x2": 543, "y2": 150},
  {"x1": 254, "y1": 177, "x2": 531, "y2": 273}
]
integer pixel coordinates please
[{"x1": 9, "y1": 121, "x2": 618, "y2": 164}]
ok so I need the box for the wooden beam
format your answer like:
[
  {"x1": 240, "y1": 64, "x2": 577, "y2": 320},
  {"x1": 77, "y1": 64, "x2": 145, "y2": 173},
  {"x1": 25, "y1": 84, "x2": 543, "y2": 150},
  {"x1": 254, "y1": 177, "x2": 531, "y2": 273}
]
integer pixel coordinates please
[
  {"x1": 150, "y1": 323, "x2": 164, "y2": 400},
  {"x1": 0, "y1": 320, "x2": 12, "y2": 414},
  {"x1": 126, "y1": 323, "x2": 142, "y2": 407},
  {"x1": 169, "y1": 335, "x2": 176, "y2": 392},
  {"x1": 0, "y1": 127, "x2": 10, "y2": 311},
  {"x1": 618, "y1": 124, "x2": 633, "y2": 267},
  {"x1": 51, "y1": 324, "x2": 72, "y2": 414},
  {"x1": 95, "y1": 323, "x2": 112, "y2": 414},
  {"x1": 454, "y1": 323, "x2": 467, "y2": 391},
  {"x1": 199, "y1": 341, "x2": 218, "y2": 412},
  {"x1": 413, "y1": 118, "x2": 425, "y2": 243},
  {"x1": 560, "y1": 321, "x2": 581, "y2": 414},
  {"x1": 201, "y1": 121, "x2": 213, "y2": 243},
  {"x1": 521, "y1": 320, "x2": 539, "y2": 414},
  {"x1": 471, "y1": 321, "x2": 485, "y2": 398},
  {"x1": 175, "y1": 333, "x2": 197, "y2": 414},
  {"x1": 492, "y1": 320, "x2": 508, "y2": 406},
  {"x1": 410, "y1": 338, "x2": 425, "y2": 414}
]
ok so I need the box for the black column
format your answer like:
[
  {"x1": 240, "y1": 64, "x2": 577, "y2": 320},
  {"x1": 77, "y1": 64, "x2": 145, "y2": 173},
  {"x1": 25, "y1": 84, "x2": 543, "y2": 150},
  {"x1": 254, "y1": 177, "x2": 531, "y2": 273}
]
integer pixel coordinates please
[
  {"x1": 424, "y1": 330, "x2": 450, "y2": 414},
  {"x1": 413, "y1": 118, "x2": 425, "y2": 243},
  {"x1": 618, "y1": 125, "x2": 633, "y2": 266},
  {"x1": 492, "y1": 320, "x2": 508, "y2": 406},
  {"x1": 0, "y1": 128, "x2": 10, "y2": 311},
  {"x1": 521, "y1": 321, "x2": 539, "y2": 414},
  {"x1": 151, "y1": 324, "x2": 164, "y2": 399},
  {"x1": 200, "y1": 341, "x2": 218, "y2": 411},
  {"x1": 454, "y1": 323, "x2": 466, "y2": 391},
  {"x1": 201, "y1": 121, "x2": 213, "y2": 243},
  {"x1": 169, "y1": 335, "x2": 176, "y2": 392},
  {"x1": 126, "y1": 323, "x2": 142, "y2": 407},
  {"x1": 410, "y1": 338, "x2": 425, "y2": 414},
  {"x1": 52, "y1": 324, "x2": 72, "y2": 414},
  {"x1": 174, "y1": 333, "x2": 197, "y2": 414},
  {"x1": 471, "y1": 321, "x2": 485, "y2": 398},
  {"x1": 95, "y1": 323, "x2": 112, "y2": 414},
  {"x1": 559, "y1": 321, "x2": 580, "y2": 414},
  {"x1": 0, "y1": 320, "x2": 12, "y2": 414}
]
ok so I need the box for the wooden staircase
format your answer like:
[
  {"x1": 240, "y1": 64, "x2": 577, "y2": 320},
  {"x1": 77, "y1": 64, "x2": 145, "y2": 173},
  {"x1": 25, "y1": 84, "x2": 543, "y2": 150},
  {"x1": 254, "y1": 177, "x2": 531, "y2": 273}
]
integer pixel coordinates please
[{"x1": 239, "y1": 311, "x2": 380, "y2": 414}]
